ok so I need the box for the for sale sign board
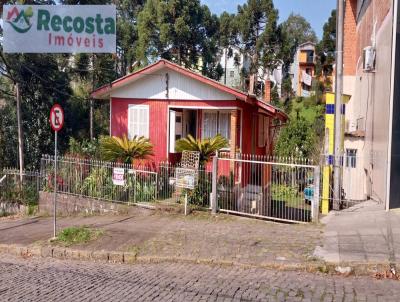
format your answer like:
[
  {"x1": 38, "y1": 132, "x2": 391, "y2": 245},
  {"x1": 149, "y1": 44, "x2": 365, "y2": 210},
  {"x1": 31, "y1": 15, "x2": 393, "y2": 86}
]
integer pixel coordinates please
[
  {"x1": 112, "y1": 168, "x2": 125, "y2": 186},
  {"x1": 2, "y1": 5, "x2": 116, "y2": 53}
]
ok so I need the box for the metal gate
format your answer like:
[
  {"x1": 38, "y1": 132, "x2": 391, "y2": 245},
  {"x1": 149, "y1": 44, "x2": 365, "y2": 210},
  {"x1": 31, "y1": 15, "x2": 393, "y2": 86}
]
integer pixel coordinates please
[{"x1": 213, "y1": 154, "x2": 320, "y2": 223}]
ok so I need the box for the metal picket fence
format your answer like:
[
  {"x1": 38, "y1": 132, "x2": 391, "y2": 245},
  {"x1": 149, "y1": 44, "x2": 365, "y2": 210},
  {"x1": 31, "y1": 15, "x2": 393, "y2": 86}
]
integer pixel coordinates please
[
  {"x1": 0, "y1": 169, "x2": 42, "y2": 205},
  {"x1": 40, "y1": 155, "x2": 212, "y2": 207},
  {"x1": 212, "y1": 153, "x2": 320, "y2": 223},
  {"x1": 1, "y1": 151, "x2": 381, "y2": 224}
]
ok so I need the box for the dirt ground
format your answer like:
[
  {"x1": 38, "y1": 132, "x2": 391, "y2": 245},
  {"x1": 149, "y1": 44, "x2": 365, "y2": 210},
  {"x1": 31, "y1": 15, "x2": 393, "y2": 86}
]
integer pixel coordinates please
[{"x1": 0, "y1": 207, "x2": 323, "y2": 266}]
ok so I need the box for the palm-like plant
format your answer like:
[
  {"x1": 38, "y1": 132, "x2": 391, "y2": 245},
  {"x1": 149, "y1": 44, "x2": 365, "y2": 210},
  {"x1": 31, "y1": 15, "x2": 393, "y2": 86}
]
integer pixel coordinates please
[
  {"x1": 175, "y1": 134, "x2": 229, "y2": 165},
  {"x1": 100, "y1": 135, "x2": 154, "y2": 164}
]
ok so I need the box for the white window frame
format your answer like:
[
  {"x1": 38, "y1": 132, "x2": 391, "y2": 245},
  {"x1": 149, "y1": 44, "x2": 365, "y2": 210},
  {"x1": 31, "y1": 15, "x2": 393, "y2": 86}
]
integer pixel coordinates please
[
  {"x1": 346, "y1": 148, "x2": 357, "y2": 169},
  {"x1": 128, "y1": 104, "x2": 149, "y2": 139}
]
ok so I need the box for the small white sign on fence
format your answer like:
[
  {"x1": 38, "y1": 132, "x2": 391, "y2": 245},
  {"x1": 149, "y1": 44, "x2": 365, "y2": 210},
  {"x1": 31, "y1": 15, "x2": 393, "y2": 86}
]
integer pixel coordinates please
[
  {"x1": 175, "y1": 168, "x2": 198, "y2": 190},
  {"x1": 112, "y1": 167, "x2": 125, "y2": 186}
]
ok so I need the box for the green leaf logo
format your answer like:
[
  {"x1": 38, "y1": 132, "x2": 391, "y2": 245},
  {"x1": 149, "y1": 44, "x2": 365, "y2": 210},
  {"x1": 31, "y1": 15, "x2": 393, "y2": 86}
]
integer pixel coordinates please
[{"x1": 6, "y1": 6, "x2": 34, "y2": 34}]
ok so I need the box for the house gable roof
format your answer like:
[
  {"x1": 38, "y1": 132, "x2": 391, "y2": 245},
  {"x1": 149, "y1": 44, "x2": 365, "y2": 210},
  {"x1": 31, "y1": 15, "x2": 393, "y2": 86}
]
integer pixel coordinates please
[
  {"x1": 91, "y1": 59, "x2": 250, "y2": 101},
  {"x1": 91, "y1": 59, "x2": 287, "y2": 121}
]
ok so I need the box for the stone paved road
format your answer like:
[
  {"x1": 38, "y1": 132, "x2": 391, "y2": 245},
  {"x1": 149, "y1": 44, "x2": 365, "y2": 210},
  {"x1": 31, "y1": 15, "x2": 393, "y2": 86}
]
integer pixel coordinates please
[{"x1": 1, "y1": 256, "x2": 400, "y2": 302}]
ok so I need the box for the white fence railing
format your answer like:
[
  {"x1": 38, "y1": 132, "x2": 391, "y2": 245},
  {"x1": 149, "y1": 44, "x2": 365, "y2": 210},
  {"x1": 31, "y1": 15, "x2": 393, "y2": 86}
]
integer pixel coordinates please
[
  {"x1": 40, "y1": 155, "x2": 213, "y2": 207},
  {"x1": 2, "y1": 152, "x2": 379, "y2": 223},
  {"x1": 211, "y1": 153, "x2": 320, "y2": 223},
  {"x1": 0, "y1": 169, "x2": 42, "y2": 205}
]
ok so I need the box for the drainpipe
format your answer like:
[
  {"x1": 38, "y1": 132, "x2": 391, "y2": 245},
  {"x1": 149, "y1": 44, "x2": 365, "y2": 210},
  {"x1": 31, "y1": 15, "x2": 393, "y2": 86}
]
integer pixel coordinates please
[{"x1": 386, "y1": 0, "x2": 399, "y2": 211}]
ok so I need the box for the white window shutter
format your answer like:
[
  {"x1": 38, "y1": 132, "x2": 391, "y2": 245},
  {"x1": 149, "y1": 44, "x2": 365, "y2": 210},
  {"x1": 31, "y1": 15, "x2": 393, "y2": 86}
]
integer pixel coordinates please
[{"x1": 128, "y1": 105, "x2": 149, "y2": 139}]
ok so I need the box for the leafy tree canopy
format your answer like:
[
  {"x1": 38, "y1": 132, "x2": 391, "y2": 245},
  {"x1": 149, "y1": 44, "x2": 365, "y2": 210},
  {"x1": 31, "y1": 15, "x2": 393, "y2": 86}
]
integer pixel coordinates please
[
  {"x1": 235, "y1": 0, "x2": 282, "y2": 75},
  {"x1": 136, "y1": 0, "x2": 222, "y2": 80},
  {"x1": 274, "y1": 118, "x2": 316, "y2": 158},
  {"x1": 316, "y1": 9, "x2": 336, "y2": 78},
  {"x1": 280, "y1": 13, "x2": 318, "y2": 68}
]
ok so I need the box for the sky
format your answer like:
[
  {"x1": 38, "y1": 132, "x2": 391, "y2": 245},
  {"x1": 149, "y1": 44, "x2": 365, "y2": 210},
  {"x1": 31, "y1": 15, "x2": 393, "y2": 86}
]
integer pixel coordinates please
[{"x1": 201, "y1": 0, "x2": 336, "y2": 39}]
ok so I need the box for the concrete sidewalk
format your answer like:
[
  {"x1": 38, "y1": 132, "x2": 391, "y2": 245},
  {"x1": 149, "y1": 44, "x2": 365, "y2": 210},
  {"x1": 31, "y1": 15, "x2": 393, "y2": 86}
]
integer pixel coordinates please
[
  {"x1": 314, "y1": 200, "x2": 400, "y2": 264},
  {"x1": 0, "y1": 208, "x2": 323, "y2": 268}
]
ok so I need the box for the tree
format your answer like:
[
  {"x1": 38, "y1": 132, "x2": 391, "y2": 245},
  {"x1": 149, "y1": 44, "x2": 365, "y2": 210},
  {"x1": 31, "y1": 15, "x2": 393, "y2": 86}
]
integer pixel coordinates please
[
  {"x1": 219, "y1": 11, "x2": 238, "y2": 85},
  {"x1": 234, "y1": 0, "x2": 282, "y2": 96},
  {"x1": 0, "y1": 53, "x2": 72, "y2": 170},
  {"x1": 100, "y1": 135, "x2": 154, "y2": 164},
  {"x1": 176, "y1": 134, "x2": 228, "y2": 165},
  {"x1": 115, "y1": 0, "x2": 146, "y2": 75},
  {"x1": 136, "y1": 0, "x2": 222, "y2": 80},
  {"x1": 316, "y1": 9, "x2": 336, "y2": 91},
  {"x1": 280, "y1": 13, "x2": 318, "y2": 68},
  {"x1": 274, "y1": 118, "x2": 316, "y2": 158}
]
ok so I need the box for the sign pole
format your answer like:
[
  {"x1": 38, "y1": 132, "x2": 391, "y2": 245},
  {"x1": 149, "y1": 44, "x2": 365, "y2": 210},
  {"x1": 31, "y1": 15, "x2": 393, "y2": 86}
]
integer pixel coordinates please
[
  {"x1": 50, "y1": 103, "x2": 64, "y2": 239},
  {"x1": 184, "y1": 193, "x2": 188, "y2": 216},
  {"x1": 53, "y1": 130, "x2": 57, "y2": 238}
]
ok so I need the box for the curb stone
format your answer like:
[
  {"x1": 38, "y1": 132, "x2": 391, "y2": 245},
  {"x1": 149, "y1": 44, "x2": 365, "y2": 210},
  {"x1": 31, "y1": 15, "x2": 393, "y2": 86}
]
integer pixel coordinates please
[{"x1": 0, "y1": 243, "x2": 398, "y2": 276}]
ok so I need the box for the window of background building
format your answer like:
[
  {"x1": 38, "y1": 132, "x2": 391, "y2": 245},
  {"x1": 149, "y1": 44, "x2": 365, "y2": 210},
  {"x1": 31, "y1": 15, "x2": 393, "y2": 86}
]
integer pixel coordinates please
[{"x1": 346, "y1": 149, "x2": 357, "y2": 168}]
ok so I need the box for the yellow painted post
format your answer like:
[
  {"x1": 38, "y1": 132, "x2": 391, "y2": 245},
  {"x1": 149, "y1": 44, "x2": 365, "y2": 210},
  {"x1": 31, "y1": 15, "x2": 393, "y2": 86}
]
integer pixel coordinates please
[
  {"x1": 322, "y1": 93, "x2": 335, "y2": 214},
  {"x1": 322, "y1": 92, "x2": 351, "y2": 214}
]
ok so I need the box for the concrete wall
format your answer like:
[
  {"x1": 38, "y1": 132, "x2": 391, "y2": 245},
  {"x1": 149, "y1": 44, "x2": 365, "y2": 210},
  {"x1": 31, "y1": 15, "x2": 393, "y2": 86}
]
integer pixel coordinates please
[
  {"x1": 343, "y1": 0, "x2": 393, "y2": 204},
  {"x1": 0, "y1": 202, "x2": 26, "y2": 216},
  {"x1": 39, "y1": 192, "x2": 141, "y2": 215},
  {"x1": 342, "y1": 137, "x2": 368, "y2": 201}
]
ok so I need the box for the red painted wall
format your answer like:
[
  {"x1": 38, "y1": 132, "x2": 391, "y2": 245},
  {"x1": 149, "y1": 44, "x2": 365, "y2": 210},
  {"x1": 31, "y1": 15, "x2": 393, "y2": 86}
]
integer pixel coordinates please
[
  {"x1": 111, "y1": 98, "x2": 273, "y2": 163},
  {"x1": 111, "y1": 98, "x2": 169, "y2": 162}
]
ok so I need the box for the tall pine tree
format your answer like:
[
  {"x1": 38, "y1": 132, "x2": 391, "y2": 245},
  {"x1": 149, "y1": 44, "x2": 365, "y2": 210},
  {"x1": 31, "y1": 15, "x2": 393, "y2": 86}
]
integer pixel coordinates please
[
  {"x1": 136, "y1": 0, "x2": 222, "y2": 80},
  {"x1": 235, "y1": 0, "x2": 282, "y2": 95}
]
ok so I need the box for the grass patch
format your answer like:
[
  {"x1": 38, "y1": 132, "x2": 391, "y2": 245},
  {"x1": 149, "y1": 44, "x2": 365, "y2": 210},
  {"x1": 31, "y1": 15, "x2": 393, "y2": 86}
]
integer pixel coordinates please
[
  {"x1": 289, "y1": 98, "x2": 324, "y2": 123},
  {"x1": 55, "y1": 226, "x2": 104, "y2": 246}
]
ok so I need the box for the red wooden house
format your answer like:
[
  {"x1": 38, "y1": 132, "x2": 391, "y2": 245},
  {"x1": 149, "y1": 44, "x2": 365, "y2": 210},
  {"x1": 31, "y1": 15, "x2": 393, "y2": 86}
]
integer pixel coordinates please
[{"x1": 91, "y1": 59, "x2": 286, "y2": 164}]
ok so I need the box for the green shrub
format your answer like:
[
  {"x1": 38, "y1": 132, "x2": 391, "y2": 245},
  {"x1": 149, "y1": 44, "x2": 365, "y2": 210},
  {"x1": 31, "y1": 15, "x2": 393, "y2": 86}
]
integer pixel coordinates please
[
  {"x1": 68, "y1": 137, "x2": 100, "y2": 158},
  {"x1": 100, "y1": 135, "x2": 154, "y2": 164},
  {"x1": 271, "y1": 184, "x2": 298, "y2": 202},
  {"x1": 129, "y1": 177, "x2": 157, "y2": 203}
]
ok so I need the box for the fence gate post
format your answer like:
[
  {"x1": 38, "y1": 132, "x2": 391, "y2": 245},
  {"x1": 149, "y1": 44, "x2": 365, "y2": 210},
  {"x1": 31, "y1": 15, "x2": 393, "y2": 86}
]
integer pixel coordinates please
[
  {"x1": 211, "y1": 154, "x2": 218, "y2": 215},
  {"x1": 312, "y1": 166, "x2": 321, "y2": 223}
]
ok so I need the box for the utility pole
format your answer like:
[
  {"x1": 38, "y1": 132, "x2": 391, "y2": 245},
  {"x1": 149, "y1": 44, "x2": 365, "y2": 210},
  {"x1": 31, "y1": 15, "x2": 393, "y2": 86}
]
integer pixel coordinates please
[
  {"x1": 15, "y1": 83, "x2": 24, "y2": 184},
  {"x1": 90, "y1": 54, "x2": 95, "y2": 141},
  {"x1": 333, "y1": 0, "x2": 345, "y2": 210},
  {"x1": 90, "y1": 98, "x2": 94, "y2": 140}
]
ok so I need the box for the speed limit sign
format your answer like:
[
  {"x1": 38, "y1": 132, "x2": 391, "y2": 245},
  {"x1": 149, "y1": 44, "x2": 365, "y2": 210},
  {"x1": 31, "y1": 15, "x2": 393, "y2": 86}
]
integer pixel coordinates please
[{"x1": 50, "y1": 104, "x2": 64, "y2": 132}]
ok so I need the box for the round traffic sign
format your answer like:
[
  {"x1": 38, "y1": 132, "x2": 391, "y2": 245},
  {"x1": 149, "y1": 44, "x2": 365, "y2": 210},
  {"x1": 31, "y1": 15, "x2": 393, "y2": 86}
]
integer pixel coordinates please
[{"x1": 50, "y1": 104, "x2": 64, "y2": 132}]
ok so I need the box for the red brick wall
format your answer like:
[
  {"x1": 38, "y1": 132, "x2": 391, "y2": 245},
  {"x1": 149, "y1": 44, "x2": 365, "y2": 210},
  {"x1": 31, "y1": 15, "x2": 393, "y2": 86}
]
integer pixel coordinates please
[
  {"x1": 344, "y1": 0, "x2": 392, "y2": 75},
  {"x1": 344, "y1": 0, "x2": 358, "y2": 75},
  {"x1": 264, "y1": 80, "x2": 271, "y2": 103}
]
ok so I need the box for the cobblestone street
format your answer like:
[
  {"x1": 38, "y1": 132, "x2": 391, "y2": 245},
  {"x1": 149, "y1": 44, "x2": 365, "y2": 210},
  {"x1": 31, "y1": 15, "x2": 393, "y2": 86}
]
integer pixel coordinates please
[{"x1": 1, "y1": 256, "x2": 400, "y2": 302}]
